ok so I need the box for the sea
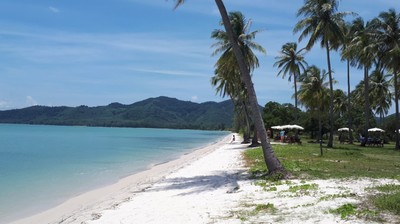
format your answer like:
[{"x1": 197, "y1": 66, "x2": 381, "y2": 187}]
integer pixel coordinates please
[{"x1": 0, "y1": 124, "x2": 229, "y2": 223}]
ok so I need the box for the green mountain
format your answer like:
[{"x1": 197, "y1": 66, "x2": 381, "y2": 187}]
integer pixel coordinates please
[{"x1": 0, "y1": 96, "x2": 234, "y2": 130}]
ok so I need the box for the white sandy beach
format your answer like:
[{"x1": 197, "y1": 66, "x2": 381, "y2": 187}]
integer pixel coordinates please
[{"x1": 12, "y1": 134, "x2": 400, "y2": 224}]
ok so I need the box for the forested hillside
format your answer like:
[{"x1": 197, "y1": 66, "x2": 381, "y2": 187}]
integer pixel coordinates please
[{"x1": 0, "y1": 96, "x2": 233, "y2": 130}]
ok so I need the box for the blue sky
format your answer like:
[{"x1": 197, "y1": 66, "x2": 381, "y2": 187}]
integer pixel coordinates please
[{"x1": 0, "y1": 0, "x2": 399, "y2": 112}]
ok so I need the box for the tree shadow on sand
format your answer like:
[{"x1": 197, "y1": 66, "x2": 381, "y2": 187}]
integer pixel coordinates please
[{"x1": 147, "y1": 170, "x2": 249, "y2": 196}]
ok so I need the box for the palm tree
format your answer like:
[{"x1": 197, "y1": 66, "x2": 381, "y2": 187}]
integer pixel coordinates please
[
  {"x1": 211, "y1": 11, "x2": 265, "y2": 145},
  {"x1": 333, "y1": 89, "x2": 347, "y2": 118},
  {"x1": 274, "y1": 42, "x2": 308, "y2": 123},
  {"x1": 370, "y1": 70, "x2": 392, "y2": 124},
  {"x1": 175, "y1": 0, "x2": 285, "y2": 174},
  {"x1": 294, "y1": 0, "x2": 351, "y2": 148},
  {"x1": 298, "y1": 65, "x2": 330, "y2": 155},
  {"x1": 338, "y1": 22, "x2": 355, "y2": 143},
  {"x1": 374, "y1": 9, "x2": 400, "y2": 150},
  {"x1": 343, "y1": 17, "x2": 377, "y2": 146}
]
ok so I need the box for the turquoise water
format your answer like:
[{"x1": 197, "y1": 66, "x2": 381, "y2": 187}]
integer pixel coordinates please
[{"x1": 0, "y1": 124, "x2": 229, "y2": 223}]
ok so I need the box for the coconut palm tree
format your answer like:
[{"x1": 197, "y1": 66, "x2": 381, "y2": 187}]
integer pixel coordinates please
[
  {"x1": 211, "y1": 11, "x2": 265, "y2": 145},
  {"x1": 175, "y1": 0, "x2": 285, "y2": 174},
  {"x1": 343, "y1": 17, "x2": 377, "y2": 146},
  {"x1": 369, "y1": 70, "x2": 392, "y2": 124},
  {"x1": 338, "y1": 22, "x2": 355, "y2": 143},
  {"x1": 373, "y1": 8, "x2": 400, "y2": 150},
  {"x1": 294, "y1": 0, "x2": 351, "y2": 148},
  {"x1": 298, "y1": 65, "x2": 330, "y2": 155},
  {"x1": 333, "y1": 89, "x2": 347, "y2": 117},
  {"x1": 274, "y1": 42, "x2": 308, "y2": 123}
]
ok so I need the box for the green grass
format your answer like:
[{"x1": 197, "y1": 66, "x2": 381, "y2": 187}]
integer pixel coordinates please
[
  {"x1": 330, "y1": 203, "x2": 357, "y2": 219},
  {"x1": 243, "y1": 140, "x2": 400, "y2": 219},
  {"x1": 369, "y1": 184, "x2": 400, "y2": 215},
  {"x1": 288, "y1": 183, "x2": 318, "y2": 193},
  {"x1": 253, "y1": 203, "x2": 277, "y2": 214},
  {"x1": 234, "y1": 203, "x2": 277, "y2": 221},
  {"x1": 244, "y1": 140, "x2": 400, "y2": 179}
]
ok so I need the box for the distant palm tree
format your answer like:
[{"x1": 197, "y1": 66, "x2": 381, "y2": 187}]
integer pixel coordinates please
[
  {"x1": 343, "y1": 17, "x2": 377, "y2": 145},
  {"x1": 294, "y1": 0, "x2": 351, "y2": 148},
  {"x1": 369, "y1": 70, "x2": 392, "y2": 124},
  {"x1": 175, "y1": 0, "x2": 285, "y2": 174},
  {"x1": 333, "y1": 89, "x2": 347, "y2": 118},
  {"x1": 274, "y1": 42, "x2": 308, "y2": 123},
  {"x1": 338, "y1": 22, "x2": 355, "y2": 143},
  {"x1": 298, "y1": 65, "x2": 329, "y2": 155},
  {"x1": 373, "y1": 8, "x2": 400, "y2": 150}
]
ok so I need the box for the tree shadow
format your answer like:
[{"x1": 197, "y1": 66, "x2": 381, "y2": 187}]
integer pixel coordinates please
[{"x1": 148, "y1": 170, "x2": 249, "y2": 196}]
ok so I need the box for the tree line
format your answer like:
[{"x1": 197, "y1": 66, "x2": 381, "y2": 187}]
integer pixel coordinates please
[{"x1": 174, "y1": 0, "x2": 400, "y2": 176}]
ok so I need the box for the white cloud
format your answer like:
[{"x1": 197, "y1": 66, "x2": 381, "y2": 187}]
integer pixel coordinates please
[
  {"x1": 49, "y1": 6, "x2": 60, "y2": 13},
  {"x1": 0, "y1": 100, "x2": 11, "y2": 109},
  {"x1": 26, "y1": 96, "x2": 38, "y2": 106},
  {"x1": 191, "y1": 96, "x2": 198, "y2": 102},
  {"x1": 130, "y1": 68, "x2": 206, "y2": 77}
]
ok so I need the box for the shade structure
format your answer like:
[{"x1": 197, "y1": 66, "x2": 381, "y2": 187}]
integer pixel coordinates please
[
  {"x1": 368, "y1": 127, "x2": 385, "y2": 132},
  {"x1": 281, "y1": 124, "x2": 304, "y2": 130},
  {"x1": 271, "y1": 125, "x2": 283, "y2": 130},
  {"x1": 338, "y1": 127, "x2": 350, "y2": 132}
]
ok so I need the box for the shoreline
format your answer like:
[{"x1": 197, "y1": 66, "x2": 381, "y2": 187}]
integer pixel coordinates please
[
  {"x1": 11, "y1": 134, "x2": 233, "y2": 224},
  {"x1": 11, "y1": 133, "x2": 400, "y2": 223}
]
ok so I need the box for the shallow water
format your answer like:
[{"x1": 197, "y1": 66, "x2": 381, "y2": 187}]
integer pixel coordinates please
[{"x1": 0, "y1": 124, "x2": 228, "y2": 223}]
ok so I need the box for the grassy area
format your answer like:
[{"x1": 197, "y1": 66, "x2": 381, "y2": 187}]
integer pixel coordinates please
[
  {"x1": 244, "y1": 140, "x2": 400, "y2": 179},
  {"x1": 243, "y1": 140, "x2": 400, "y2": 221},
  {"x1": 368, "y1": 184, "x2": 400, "y2": 215}
]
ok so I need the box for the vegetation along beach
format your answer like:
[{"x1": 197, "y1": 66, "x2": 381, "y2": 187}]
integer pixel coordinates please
[{"x1": 1, "y1": 0, "x2": 400, "y2": 223}]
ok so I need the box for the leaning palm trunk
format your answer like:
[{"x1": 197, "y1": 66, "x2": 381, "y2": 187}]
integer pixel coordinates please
[
  {"x1": 214, "y1": 0, "x2": 284, "y2": 174},
  {"x1": 325, "y1": 43, "x2": 334, "y2": 148}
]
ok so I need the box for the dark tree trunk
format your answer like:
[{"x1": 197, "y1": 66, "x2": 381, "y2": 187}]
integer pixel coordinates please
[
  {"x1": 294, "y1": 73, "x2": 298, "y2": 122},
  {"x1": 325, "y1": 42, "x2": 334, "y2": 148},
  {"x1": 363, "y1": 66, "x2": 370, "y2": 145},
  {"x1": 214, "y1": 0, "x2": 285, "y2": 174},
  {"x1": 250, "y1": 128, "x2": 260, "y2": 147},
  {"x1": 347, "y1": 60, "x2": 353, "y2": 144},
  {"x1": 294, "y1": 73, "x2": 299, "y2": 138},
  {"x1": 242, "y1": 101, "x2": 251, "y2": 143},
  {"x1": 318, "y1": 108, "x2": 323, "y2": 156},
  {"x1": 394, "y1": 71, "x2": 400, "y2": 150}
]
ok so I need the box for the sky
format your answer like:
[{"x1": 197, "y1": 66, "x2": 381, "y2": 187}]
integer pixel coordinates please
[{"x1": 0, "y1": 0, "x2": 399, "y2": 112}]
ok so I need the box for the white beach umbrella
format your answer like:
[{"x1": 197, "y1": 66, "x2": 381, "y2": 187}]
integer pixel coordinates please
[
  {"x1": 368, "y1": 127, "x2": 385, "y2": 132},
  {"x1": 271, "y1": 125, "x2": 283, "y2": 130},
  {"x1": 338, "y1": 127, "x2": 350, "y2": 132},
  {"x1": 281, "y1": 124, "x2": 304, "y2": 130}
]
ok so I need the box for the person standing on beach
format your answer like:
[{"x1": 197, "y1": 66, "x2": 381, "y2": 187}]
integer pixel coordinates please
[
  {"x1": 231, "y1": 134, "x2": 235, "y2": 143},
  {"x1": 280, "y1": 130, "x2": 285, "y2": 143}
]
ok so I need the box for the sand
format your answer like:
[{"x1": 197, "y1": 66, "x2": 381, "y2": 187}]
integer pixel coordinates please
[{"x1": 12, "y1": 134, "x2": 400, "y2": 224}]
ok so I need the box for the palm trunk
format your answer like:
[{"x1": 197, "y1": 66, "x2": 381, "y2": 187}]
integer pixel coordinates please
[
  {"x1": 347, "y1": 60, "x2": 353, "y2": 144},
  {"x1": 251, "y1": 128, "x2": 260, "y2": 147},
  {"x1": 294, "y1": 74, "x2": 299, "y2": 138},
  {"x1": 215, "y1": 0, "x2": 284, "y2": 174},
  {"x1": 394, "y1": 71, "x2": 400, "y2": 150},
  {"x1": 318, "y1": 107, "x2": 323, "y2": 156},
  {"x1": 294, "y1": 73, "x2": 298, "y2": 122},
  {"x1": 364, "y1": 66, "x2": 370, "y2": 145},
  {"x1": 242, "y1": 101, "x2": 251, "y2": 143},
  {"x1": 325, "y1": 42, "x2": 334, "y2": 148}
]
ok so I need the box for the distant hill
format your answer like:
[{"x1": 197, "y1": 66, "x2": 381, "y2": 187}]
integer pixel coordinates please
[{"x1": 0, "y1": 96, "x2": 234, "y2": 130}]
